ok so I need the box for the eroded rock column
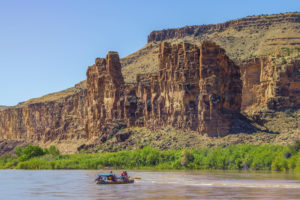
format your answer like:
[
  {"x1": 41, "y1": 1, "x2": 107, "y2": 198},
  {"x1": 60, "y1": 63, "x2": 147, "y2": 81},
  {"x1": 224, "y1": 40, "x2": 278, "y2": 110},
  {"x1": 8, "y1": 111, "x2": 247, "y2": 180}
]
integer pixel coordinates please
[
  {"x1": 198, "y1": 41, "x2": 242, "y2": 136},
  {"x1": 86, "y1": 52, "x2": 125, "y2": 139}
]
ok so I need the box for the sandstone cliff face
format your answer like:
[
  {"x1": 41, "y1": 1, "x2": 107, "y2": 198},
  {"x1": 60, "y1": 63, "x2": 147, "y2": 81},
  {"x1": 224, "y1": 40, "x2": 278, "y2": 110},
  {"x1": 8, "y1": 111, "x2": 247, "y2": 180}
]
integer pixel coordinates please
[
  {"x1": 0, "y1": 89, "x2": 88, "y2": 143},
  {"x1": 86, "y1": 41, "x2": 242, "y2": 137},
  {"x1": 86, "y1": 52, "x2": 125, "y2": 140},
  {"x1": 198, "y1": 42, "x2": 242, "y2": 136},
  {"x1": 135, "y1": 41, "x2": 242, "y2": 136},
  {"x1": 1, "y1": 39, "x2": 298, "y2": 151},
  {"x1": 241, "y1": 57, "x2": 300, "y2": 111},
  {"x1": 0, "y1": 41, "x2": 242, "y2": 146}
]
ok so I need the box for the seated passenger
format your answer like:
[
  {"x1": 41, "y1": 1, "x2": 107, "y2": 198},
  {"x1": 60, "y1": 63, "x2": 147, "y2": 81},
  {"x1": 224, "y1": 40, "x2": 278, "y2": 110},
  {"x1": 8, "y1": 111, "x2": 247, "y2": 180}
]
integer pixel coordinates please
[
  {"x1": 124, "y1": 171, "x2": 128, "y2": 181},
  {"x1": 120, "y1": 171, "x2": 125, "y2": 180}
]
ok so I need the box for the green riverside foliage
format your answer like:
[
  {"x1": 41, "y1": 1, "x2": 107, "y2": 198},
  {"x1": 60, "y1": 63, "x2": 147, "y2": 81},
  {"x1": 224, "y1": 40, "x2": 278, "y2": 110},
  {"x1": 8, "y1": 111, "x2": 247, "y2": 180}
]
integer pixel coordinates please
[
  {"x1": 1, "y1": 143, "x2": 300, "y2": 172},
  {"x1": 15, "y1": 145, "x2": 45, "y2": 161},
  {"x1": 43, "y1": 146, "x2": 60, "y2": 156}
]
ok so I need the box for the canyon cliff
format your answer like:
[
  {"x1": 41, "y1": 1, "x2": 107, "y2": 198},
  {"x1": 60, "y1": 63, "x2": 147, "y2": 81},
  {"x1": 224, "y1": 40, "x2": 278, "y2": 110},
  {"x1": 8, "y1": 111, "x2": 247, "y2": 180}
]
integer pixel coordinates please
[
  {"x1": 0, "y1": 12, "x2": 299, "y2": 153},
  {"x1": 0, "y1": 41, "x2": 242, "y2": 149},
  {"x1": 0, "y1": 87, "x2": 88, "y2": 143},
  {"x1": 135, "y1": 42, "x2": 242, "y2": 136},
  {"x1": 241, "y1": 56, "x2": 300, "y2": 111},
  {"x1": 85, "y1": 41, "x2": 242, "y2": 139}
]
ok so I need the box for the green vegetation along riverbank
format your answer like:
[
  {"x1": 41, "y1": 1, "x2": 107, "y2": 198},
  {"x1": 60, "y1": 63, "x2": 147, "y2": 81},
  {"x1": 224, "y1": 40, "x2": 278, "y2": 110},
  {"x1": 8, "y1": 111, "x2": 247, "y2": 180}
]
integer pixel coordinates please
[{"x1": 0, "y1": 142, "x2": 300, "y2": 172}]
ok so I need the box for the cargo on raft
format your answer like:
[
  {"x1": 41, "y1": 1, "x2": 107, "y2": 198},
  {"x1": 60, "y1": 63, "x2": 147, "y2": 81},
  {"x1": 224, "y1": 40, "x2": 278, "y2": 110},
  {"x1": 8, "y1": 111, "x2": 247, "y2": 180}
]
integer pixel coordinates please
[{"x1": 95, "y1": 172, "x2": 134, "y2": 185}]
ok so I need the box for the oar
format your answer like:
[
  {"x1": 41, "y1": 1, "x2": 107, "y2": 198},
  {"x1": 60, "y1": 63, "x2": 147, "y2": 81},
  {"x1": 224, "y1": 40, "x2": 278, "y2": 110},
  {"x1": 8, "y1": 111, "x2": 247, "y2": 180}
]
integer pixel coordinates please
[{"x1": 131, "y1": 177, "x2": 142, "y2": 180}]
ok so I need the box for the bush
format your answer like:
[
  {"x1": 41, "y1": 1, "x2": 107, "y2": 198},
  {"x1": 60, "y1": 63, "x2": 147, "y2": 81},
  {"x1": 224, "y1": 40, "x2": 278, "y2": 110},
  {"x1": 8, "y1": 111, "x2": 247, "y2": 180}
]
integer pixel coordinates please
[
  {"x1": 272, "y1": 155, "x2": 288, "y2": 171},
  {"x1": 16, "y1": 145, "x2": 45, "y2": 161},
  {"x1": 282, "y1": 58, "x2": 287, "y2": 64},
  {"x1": 284, "y1": 108, "x2": 293, "y2": 116},
  {"x1": 291, "y1": 139, "x2": 300, "y2": 152},
  {"x1": 15, "y1": 146, "x2": 23, "y2": 157},
  {"x1": 180, "y1": 150, "x2": 194, "y2": 167},
  {"x1": 44, "y1": 146, "x2": 60, "y2": 156}
]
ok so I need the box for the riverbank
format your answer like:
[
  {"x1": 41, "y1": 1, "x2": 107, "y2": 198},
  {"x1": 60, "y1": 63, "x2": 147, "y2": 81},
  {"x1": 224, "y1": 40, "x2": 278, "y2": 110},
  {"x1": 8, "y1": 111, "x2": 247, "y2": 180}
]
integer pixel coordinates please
[{"x1": 0, "y1": 143, "x2": 300, "y2": 172}]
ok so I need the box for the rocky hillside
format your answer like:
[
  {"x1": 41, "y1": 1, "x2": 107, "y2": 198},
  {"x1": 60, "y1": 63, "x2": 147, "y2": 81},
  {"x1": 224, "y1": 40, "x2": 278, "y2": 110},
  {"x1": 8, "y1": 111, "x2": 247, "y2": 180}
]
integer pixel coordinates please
[
  {"x1": 122, "y1": 12, "x2": 300, "y2": 112},
  {"x1": 0, "y1": 12, "x2": 299, "y2": 153},
  {"x1": 122, "y1": 12, "x2": 300, "y2": 82}
]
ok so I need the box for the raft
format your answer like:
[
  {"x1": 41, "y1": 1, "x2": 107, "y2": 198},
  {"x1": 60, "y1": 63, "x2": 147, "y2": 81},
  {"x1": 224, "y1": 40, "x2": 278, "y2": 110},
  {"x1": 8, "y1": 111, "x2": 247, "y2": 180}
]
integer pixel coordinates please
[
  {"x1": 95, "y1": 173, "x2": 134, "y2": 185},
  {"x1": 96, "y1": 179, "x2": 134, "y2": 184}
]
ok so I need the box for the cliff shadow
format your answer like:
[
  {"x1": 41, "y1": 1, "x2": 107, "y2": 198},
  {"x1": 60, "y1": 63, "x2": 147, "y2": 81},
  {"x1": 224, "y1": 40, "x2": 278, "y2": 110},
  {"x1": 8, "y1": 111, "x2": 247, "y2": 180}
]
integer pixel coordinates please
[{"x1": 229, "y1": 112, "x2": 280, "y2": 135}]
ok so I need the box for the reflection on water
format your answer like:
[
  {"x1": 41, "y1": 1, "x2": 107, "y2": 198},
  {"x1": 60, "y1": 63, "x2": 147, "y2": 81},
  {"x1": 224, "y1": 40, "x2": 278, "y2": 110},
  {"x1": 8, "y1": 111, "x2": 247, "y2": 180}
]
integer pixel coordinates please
[{"x1": 0, "y1": 170, "x2": 299, "y2": 200}]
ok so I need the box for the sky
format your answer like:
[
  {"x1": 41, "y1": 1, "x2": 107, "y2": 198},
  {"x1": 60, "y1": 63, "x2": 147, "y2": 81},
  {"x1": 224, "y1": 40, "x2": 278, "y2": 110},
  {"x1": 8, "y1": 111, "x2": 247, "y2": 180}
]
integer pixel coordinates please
[{"x1": 0, "y1": 0, "x2": 299, "y2": 106}]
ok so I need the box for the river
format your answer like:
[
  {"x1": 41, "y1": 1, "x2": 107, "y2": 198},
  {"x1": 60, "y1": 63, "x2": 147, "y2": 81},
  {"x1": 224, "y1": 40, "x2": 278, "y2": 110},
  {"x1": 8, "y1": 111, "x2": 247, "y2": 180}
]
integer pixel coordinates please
[{"x1": 0, "y1": 170, "x2": 299, "y2": 199}]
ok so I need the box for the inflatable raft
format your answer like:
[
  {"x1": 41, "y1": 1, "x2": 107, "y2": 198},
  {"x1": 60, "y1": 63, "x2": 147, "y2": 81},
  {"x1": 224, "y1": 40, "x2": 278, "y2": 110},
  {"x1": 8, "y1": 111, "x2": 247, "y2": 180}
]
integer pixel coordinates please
[{"x1": 95, "y1": 174, "x2": 134, "y2": 184}]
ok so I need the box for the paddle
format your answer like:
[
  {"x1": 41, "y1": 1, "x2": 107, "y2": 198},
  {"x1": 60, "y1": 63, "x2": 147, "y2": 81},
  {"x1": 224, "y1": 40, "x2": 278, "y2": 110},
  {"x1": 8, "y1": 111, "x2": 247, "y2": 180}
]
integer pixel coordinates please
[{"x1": 131, "y1": 177, "x2": 142, "y2": 180}]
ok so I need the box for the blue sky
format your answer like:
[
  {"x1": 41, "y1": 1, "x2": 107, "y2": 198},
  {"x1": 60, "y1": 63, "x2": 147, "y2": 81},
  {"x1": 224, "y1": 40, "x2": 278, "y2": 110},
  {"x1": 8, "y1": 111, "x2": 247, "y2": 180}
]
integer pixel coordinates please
[{"x1": 0, "y1": 0, "x2": 299, "y2": 106}]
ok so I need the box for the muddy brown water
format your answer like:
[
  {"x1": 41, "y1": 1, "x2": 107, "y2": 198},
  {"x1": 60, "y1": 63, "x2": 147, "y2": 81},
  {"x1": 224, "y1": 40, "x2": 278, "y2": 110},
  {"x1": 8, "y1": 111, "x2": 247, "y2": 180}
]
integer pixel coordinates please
[{"x1": 0, "y1": 170, "x2": 299, "y2": 199}]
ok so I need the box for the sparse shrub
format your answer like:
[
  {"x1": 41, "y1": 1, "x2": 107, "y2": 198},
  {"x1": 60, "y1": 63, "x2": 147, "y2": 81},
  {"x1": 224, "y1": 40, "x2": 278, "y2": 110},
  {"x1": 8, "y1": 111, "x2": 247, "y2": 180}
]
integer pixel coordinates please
[
  {"x1": 281, "y1": 58, "x2": 287, "y2": 64},
  {"x1": 287, "y1": 48, "x2": 291, "y2": 56},
  {"x1": 284, "y1": 108, "x2": 293, "y2": 116}
]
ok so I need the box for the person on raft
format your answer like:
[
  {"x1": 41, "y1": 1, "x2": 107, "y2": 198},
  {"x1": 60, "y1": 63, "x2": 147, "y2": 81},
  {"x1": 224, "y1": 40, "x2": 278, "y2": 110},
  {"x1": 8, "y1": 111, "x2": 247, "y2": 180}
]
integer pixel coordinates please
[
  {"x1": 108, "y1": 171, "x2": 116, "y2": 181},
  {"x1": 120, "y1": 171, "x2": 128, "y2": 181}
]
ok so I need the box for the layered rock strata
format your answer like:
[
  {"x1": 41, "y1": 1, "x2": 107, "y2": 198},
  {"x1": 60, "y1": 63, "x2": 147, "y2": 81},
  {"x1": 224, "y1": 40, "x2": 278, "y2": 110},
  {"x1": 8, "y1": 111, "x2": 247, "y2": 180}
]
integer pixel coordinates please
[
  {"x1": 86, "y1": 52, "x2": 125, "y2": 140},
  {"x1": 86, "y1": 41, "x2": 242, "y2": 137},
  {"x1": 0, "y1": 89, "x2": 88, "y2": 142},
  {"x1": 134, "y1": 42, "x2": 242, "y2": 136},
  {"x1": 0, "y1": 41, "x2": 242, "y2": 144},
  {"x1": 241, "y1": 57, "x2": 300, "y2": 111},
  {"x1": 148, "y1": 13, "x2": 300, "y2": 43}
]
